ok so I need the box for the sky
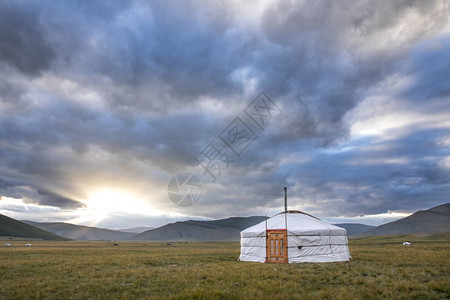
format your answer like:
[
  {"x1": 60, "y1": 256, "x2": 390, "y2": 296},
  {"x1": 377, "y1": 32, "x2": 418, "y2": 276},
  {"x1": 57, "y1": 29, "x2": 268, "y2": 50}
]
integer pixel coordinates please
[{"x1": 0, "y1": 0, "x2": 449, "y2": 229}]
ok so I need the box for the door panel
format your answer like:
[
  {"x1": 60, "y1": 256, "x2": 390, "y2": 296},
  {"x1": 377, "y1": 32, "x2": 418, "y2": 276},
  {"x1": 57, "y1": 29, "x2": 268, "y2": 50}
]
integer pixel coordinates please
[{"x1": 267, "y1": 230, "x2": 288, "y2": 263}]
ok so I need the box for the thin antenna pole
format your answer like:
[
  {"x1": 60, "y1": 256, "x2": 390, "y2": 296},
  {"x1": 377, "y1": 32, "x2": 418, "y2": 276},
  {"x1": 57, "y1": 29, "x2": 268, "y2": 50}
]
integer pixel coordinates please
[
  {"x1": 265, "y1": 215, "x2": 268, "y2": 238},
  {"x1": 284, "y1": 207, "x2": 288, "y2": 231},
  {"x1": 265, "y1": 215, "x2": 268, "y2": 263},
  {"x1": 284, "y1": 191, "x2": 289, "y2": 263},
  {"x1": 284, "y1": 186, "x2": 287, "y2": 212}
]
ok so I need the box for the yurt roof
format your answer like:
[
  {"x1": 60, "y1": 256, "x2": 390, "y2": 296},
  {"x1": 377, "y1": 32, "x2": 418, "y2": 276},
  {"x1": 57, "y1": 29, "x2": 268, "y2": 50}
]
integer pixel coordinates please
[{"x1": 241, "y1": 211, "x2": 346, "y2": 238}]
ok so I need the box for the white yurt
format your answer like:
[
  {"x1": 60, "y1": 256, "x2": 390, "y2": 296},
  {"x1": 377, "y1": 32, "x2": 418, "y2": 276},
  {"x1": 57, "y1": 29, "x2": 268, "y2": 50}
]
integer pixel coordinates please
[{"x1": 239, "y1": 210, "x2": 352, "y2": 263}]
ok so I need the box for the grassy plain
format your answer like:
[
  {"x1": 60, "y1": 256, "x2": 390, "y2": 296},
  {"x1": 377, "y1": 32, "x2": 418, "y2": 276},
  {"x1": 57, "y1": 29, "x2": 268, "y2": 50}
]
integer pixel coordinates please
[{"x1": 0, "y1": 234, "x2": 449, "y2": 299}]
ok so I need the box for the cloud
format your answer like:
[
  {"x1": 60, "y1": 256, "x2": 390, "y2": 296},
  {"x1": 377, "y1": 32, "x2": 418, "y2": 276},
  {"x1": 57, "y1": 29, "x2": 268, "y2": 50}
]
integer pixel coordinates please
[
  {"x1": 401, "y1": 36, "x2": 450, "y2": 101},
  {"x1": 0, "y1": 1, "x2": 55, "y2": 75},
  {"x1": 0, "y1": 0, "x2": 449, "y2": 226}
]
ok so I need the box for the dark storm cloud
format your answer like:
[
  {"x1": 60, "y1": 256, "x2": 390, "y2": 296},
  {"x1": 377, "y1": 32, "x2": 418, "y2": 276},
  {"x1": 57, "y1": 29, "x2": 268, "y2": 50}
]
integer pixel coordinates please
[
  {"x1": 188, "y1": 122, "x2": 449, "y2": 219},
  {"x1": 0, "y1": 1, "x2": 55, "y2": 75},
  {"x1": 34, "y1": 190, "x2": 81, "y2": 208},
  {"x1": 401, "y1": 36, "x2": 450, "y2": 101},
  {"x1": 280, "y1": 126, "x2": 450, "y2": 216},
  {"x1": 0, "y1": 0, "x2": 449, "y2": 219},
  {"x1": 0, "y1": 175, "x2": 81, "y2": 209},
  {"x1": 0, "y1": 176, "x2": 21, "y2": 198},
  {"x1": 18, "y1": 0, "x2": 252, "y2": 112},
  {"x1": 255, "y1": 0, "x2": 450, "y2": 143}
]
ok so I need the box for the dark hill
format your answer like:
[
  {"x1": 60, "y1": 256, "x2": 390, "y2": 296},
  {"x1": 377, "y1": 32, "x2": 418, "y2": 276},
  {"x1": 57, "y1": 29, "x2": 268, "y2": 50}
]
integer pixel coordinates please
[
  {"x1": 358, "y1": 203, "x2": 450, "y2": 237},
  {"x1": 0, "y1": 214, "x2": 69, "y2": 241}
]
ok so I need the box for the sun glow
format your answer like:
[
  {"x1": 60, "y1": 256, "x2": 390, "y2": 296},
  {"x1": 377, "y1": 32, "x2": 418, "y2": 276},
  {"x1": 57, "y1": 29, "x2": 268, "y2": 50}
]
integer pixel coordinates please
[{"x1": 80, "y1": 189, "x2": 150, "y2": 224}]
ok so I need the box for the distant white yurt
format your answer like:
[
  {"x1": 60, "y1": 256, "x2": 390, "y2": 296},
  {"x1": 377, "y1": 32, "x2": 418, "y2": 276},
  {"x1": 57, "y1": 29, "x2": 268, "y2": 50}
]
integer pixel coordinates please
[{"x1": 240, "y1": 211, "x2": 352, "y2": 263}]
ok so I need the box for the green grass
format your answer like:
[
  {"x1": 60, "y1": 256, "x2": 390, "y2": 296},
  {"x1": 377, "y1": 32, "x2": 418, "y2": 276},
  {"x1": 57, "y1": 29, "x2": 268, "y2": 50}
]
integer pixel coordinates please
[{"x1": 0, "y1": 235, "x2": 449, "y2": 299}]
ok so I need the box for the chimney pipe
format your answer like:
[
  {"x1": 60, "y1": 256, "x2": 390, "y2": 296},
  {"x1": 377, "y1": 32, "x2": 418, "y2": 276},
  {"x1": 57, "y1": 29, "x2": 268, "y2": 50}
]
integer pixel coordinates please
[{"x1": 284, "y1": 187, "x2": 287, "y2": 212}]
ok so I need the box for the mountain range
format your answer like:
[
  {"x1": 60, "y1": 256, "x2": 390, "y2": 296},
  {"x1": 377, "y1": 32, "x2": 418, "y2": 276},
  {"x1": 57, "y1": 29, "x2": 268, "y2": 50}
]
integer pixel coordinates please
[
  {"x1": 129, "y1": 216, "x2": 268, "y2": 241},
  {"x1": 1, "y1": 203, "x2": 448, "y2": 241},
  {"x1": 128, "y1": 218, "x2": 376, "y2": 241},
  {"x1": 117, "y1": 226, "x2": 154, "y2": 234},
  {"x1": 23, "y1": 221, "x2": 135, "y2": 241},
  {"x1": 357, "y1": 203, "x2": 450, "y2": 237}
]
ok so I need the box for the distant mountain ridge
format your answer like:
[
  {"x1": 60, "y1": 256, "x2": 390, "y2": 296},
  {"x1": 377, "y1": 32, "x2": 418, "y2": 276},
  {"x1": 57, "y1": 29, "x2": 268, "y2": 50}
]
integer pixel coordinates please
[
  {"x1": 357, "y1": 203, "x2": 450, "y2": 237},
  {"x1": 333, "y1": 223, "x2": 374, "y2": 235},
  {"x1": 23, "y1": 221, "x2": 135, "y2": 241},
  {"x1": 5, "y1": 203, "x2": 447, "y2": 241},
  {"x1": 118, "y1": 226, "x2": 154, "y2": 234},
  {"x1": 6, "y1": 216, "x2": 374, "y2": 242},
  {"x1": 128, "y1": 217, "x2": 375, "y2": 241},
  {"x1": 0, "y1": 214, "x2": 68, "y2": 241},
  {"x1": 129, "y1": 216, "x2": 267, "y2": 241}
]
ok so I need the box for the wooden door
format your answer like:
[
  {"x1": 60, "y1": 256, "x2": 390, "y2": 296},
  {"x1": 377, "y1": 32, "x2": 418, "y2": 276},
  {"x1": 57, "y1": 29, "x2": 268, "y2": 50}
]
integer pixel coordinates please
[{"x1": 266, "y1": 230, "x2": 288, "y2": 263}]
